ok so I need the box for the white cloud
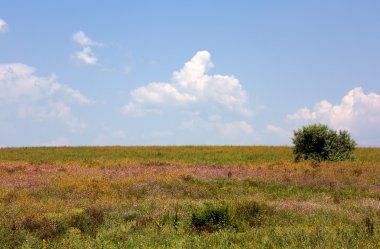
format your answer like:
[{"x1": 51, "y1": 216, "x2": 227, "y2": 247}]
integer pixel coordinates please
[
  {"x1": 73, "y1": 47, "x2": 98, "y2": 65},
  {"x1": 0, "y1": 64, "x2": 58, "y2": 103},
  {"x1": 0, "y1": 63, "x2": 90, "y2": 104},
  {"x1": 0, "y1": 19, "x2": 8, "y2": 33},
  {"x1": 72, "y1": 31, "x2": 102, "y2": 46},
  {"x1": 72, "y1": 31, "x2": 102, "y2": 66},
  {"x1": 0, "y1": 63, "x2": 90, "y2": 133},
  {"x1": 123, "y1": 51, "x2": 252, "y2": 116},
  {"x1": 130, "y1": 83, "x2": 197, "y2": 104},
  {"x1": 287, "y1": 87, "x2": 380, "y2": 145},
  {"x1": 63, "y1": 86, "x2": 92, "y2": 104},
  {"x1": 17, "y1": 101, "x2": 87, "y2": 133}
]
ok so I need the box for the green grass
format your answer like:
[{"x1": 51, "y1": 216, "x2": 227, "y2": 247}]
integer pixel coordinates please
[
  {"x1": 0, "y1": 146, "x2": 380, "y2": 248},
  {"x1": 0, "y1": 146, "x2": 293, "y2": 165}
]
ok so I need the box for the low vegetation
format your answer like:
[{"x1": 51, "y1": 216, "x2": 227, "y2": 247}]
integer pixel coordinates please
[{"x1": 0, "y1": 146, "x2": 380, "y2": 248}]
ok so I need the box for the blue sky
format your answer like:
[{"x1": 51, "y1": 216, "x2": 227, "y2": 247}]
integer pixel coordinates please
[{"x1": 1, "y1": 1, "x2": 380, "y2": 146}]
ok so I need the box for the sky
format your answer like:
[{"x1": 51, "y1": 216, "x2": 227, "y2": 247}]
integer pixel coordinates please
[{"x1": 1, "y1": 1, "x2": 380, "y2": 147}]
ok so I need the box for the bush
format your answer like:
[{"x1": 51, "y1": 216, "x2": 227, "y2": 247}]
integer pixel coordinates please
[
  {"x1": 191, "y1": 203, "x2": 231, "y2": 232},
  {"x1": 190, "y1": 201, "x2": 272, "y2": 233},
  {"x1": 69, "y1": 207, "x2": 105, "y2": 236},
  {"x1": 292, "y1": 124, "x2": 356, "y2": 162}
]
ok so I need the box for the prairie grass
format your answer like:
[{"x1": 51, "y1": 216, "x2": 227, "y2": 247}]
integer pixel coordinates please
[{"x1": 0, "y1": 146, "x2": 380, "y2": 248}]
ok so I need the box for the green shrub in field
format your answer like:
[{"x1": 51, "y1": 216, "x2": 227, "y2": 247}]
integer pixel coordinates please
[
  {"x1": 292, "y1": 124, "x2": 357, "y2": 162},
  {"x1": 191, "y1": 203, "x2": 231, "y2": 232},
  {"x1": 68, "y1": 207, "x2": 105, "y2": 236}
]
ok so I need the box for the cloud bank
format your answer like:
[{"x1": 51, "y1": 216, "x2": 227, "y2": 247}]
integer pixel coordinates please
[
  {"x1": 122, "y1": 51, "x2": 256, "y2": 144},
  {"x1": 288, "y1": 87, "x2": 380, "y2": 145},
  {"x1": 0, "y1": 63, "x2": 91, "y2": 132},
  {"x1": 123, "y1": 51, "x2": 252, "y2": 116}
]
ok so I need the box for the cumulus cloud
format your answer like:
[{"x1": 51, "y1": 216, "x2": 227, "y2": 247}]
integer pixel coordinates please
[
  {"x1": 287, "y1": 87, "x2": 380, "y2": 145},
  {"x1": 72, "y1": 31, "x2": 101, "y2": 65},
  {"x1": 73, "y1": 47, "x2": 98, "y2": 65},
  {"x1": 72, "y1": 31, "x2": 102, "y2": 46},
  {"x1": 0, "y1": 63, "x2": 90, "y2": 132},
  {"x1": 123, "y1": 51, "x2": 252, "y2": 116},
  {"x1": 62, "y1": 86, "x2": 92, "y2": 104},
  {"x1": 0, "y1": 19, "x2": 8, "y2": 33}
]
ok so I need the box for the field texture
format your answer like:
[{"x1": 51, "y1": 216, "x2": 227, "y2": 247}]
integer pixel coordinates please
[{"x1": 0, "y1": 146, "x2": 380, "y2": 248}]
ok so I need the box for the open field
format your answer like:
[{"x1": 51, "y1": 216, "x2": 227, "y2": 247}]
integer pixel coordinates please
[{"x1": 1, "y1": 146, "x2": 380, "y2": 248}]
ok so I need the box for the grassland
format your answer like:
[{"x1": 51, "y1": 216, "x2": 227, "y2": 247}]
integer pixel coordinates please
[{"x1": 0, "y1": 146, "x2": 380, "y2": 248}]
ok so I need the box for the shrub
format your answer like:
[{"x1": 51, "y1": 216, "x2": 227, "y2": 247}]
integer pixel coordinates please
[
  {"x1": 364, "y1": 217, "x2": 374, "y2": 236},
  {"x1": 191, "y1": 203, "x2": 231, "y2": 232},
  {"x1": 292, "y1": 124, "x2": 356, "y2": 162},
  {"x1": 69, "y1": 207, "x2": 105, "y2": 236}
]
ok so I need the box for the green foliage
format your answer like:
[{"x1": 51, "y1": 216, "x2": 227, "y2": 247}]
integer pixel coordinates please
[
  {"x1": 190, "y1": 201, "x2": 272, "y2": 233},
  {"x1": 0, "y1": 145, "x2": 294, "y2": 165},
  {"x1": 292, "y1": 124, "x2": 357, "y2": 162},
  {"x1": 191, "y1": 203, "x2": 231, "y2": 232},
  {"x1": 68, "y1": 207, "x2": 105, "y2": 236}
]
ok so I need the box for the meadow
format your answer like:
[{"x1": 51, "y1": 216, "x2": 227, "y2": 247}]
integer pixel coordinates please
[{"x1": 0, "y1": 146, "x2": 380, "y2": 248}]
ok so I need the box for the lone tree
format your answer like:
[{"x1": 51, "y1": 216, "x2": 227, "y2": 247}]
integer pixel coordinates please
[{"x1": 292, "y1": 124, "x2": 357, "y2": 162}]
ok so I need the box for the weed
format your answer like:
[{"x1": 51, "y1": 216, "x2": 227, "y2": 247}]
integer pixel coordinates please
[
  {"x1": 234, "y1": 200, "x2": 272, "y2": 227},
  {"x1": 181, "y1": 174, "x2": 195, "y2": 182},
  {"x1": 353, "y1": 168, "x2": 363, "y2": 177},
  {"x1": 332, "y1": 192, "x2": 342, "y2": 204},
  {"x1": 134, "y1": 215, "x2": 153, "y2": 229},
  {"x1": 124, "y1": 211, "x2": 139, "y2": 222},
  {"x1": 173, "y1": 205, "x2": 180, "y2": 231},
  {"x1": 310, "y1": 160, "x2": 321, "y2": 168},
  {"x1": 21, "y1": 214, "x2": 65, "y2": 239},
  {"x1": 227, "y1": 171, "x2": 232, "y2": 178},
  {"x1": 364, "y1": 217, "x2": 374, "y2": 236}
]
